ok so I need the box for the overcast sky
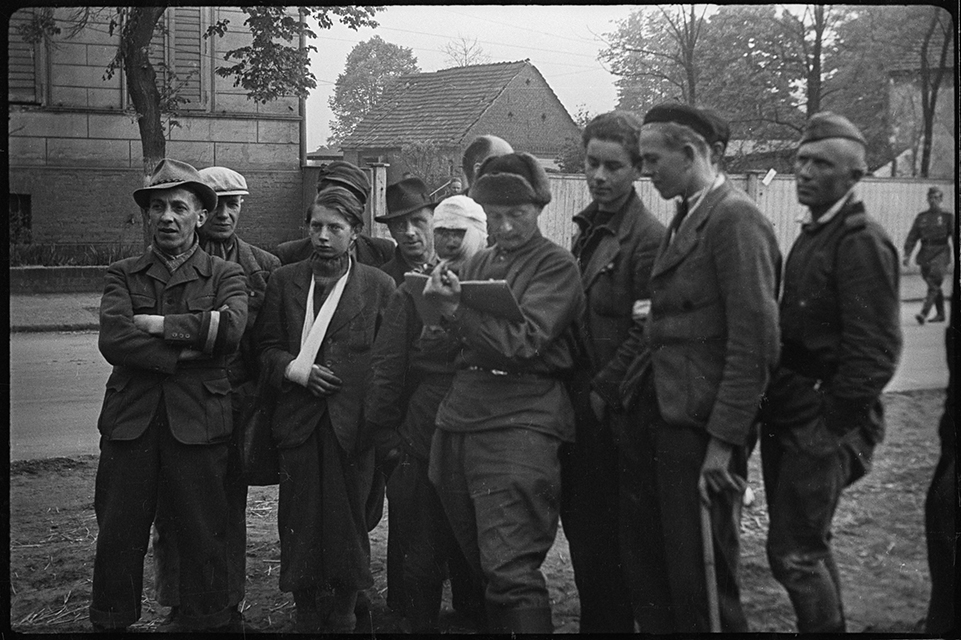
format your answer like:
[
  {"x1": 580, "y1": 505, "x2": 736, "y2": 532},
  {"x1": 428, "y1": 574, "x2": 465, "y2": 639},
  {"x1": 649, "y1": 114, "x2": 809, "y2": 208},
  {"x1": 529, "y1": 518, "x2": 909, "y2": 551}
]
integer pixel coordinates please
[{"x1": 304, "y1": 5, "x2": 639, "y2": 150}]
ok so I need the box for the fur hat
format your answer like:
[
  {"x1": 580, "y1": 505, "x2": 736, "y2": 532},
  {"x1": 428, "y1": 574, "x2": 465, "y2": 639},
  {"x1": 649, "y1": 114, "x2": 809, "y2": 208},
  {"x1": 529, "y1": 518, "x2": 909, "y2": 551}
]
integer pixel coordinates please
[
  {"x1": 469, "y1": 152, "x2": 551, "y2": 207},
  {"x1": 799, "y1": 112, "x2": 867, "y2": 146},
  {"x1": 198, "y1": 166, "x2": 249, "y2": 196},
  {"x1": 376, "y1": 177, "x2": 437, "y2": 222},
  {"x1": 317, "y1": 161, "x2": 371, "y2": 205},
  {"x1": 133, "y1": 158, "x2": 218, "y2": 212},
  {"x1": 643, "y1": 103, "x2": 714, "y2": 142}
]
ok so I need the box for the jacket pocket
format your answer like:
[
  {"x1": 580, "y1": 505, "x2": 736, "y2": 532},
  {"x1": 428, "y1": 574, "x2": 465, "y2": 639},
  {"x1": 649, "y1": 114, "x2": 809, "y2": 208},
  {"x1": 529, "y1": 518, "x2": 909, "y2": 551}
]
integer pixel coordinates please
[
  {"x1": 97, "y1": 370, "x2": 134, "y2": 436},
  {"x1": 203, "y1": 377, "x2": 234, "y2": 440},
  {"x1": 130, "y1": 293, "x2": 157, "y2": 313},
  {"x1": 187, "y1": 294, "x2": 215, "y2": 312}
]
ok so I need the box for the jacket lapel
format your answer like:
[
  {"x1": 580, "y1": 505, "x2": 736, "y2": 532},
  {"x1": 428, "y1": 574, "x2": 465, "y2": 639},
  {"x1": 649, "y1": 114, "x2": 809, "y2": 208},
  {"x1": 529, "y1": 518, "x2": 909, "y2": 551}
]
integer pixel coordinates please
[
  {"x1": 652, "y1": 182, "x2": 730, "y2": 278},
  {"x1": 326, "y1": 264, "x2": 364, "y2": 336}
]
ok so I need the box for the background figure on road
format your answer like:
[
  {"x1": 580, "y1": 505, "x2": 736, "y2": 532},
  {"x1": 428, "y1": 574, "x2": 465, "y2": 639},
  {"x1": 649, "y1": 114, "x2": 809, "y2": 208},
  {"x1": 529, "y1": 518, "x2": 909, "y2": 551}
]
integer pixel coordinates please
[
  {"x1": 90, "y1": 158, "x2": 248, "y2": 632},
  {"x1": 562, "y1": 110, "x2": 664, "y2": 633},
  {"x1": 614, "y1": 104, "x2": 781, "y2": 632},
  {"x1": 924, "y1": 258, "x2": 956, "y2": 634},
  {"x1": 150, "y1": 166, "x2": 279, "y2": 630},
  {"x1": 275, "y1": 161, "x2": 394, "y2": 268},
  {"x1": 366, "y1": 195, "x2": 488, "y2": 632},
  {"x1": 760, "y1": 112, "x2": 902, "y2": 633},
  {"x1": 903, "y1": 186, "x2": 954, "y2": 324},
  {"x1": 254, "y1": 186, "x2": 394, "y2": 632},
  {"x1": 425, "y1": 153, "x2": 585, "y2": 633}
]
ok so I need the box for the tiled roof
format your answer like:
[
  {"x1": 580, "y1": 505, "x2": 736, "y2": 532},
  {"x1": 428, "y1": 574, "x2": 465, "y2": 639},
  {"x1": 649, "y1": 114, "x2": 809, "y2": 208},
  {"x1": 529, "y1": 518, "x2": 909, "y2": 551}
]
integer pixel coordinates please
[
  {"x1": 888, "y1": 32, "x2": 956, "y2": 73},
  {"x1": 340, "y1": 61, "x2": 531, "y2": 148}
]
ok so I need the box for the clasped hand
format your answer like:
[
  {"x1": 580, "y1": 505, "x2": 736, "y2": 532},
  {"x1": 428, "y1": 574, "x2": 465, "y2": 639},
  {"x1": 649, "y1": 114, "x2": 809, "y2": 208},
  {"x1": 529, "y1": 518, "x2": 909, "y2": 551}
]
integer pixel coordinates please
[
  {"x1": 698, "y1": 436, "x2": 746, "y2": 505},
  {"x1": 423, "y1": 263, "x2": 461, "y2": 318},
  {"x1": 307, "y1": 364, "x2": 342, "y2": 398}
]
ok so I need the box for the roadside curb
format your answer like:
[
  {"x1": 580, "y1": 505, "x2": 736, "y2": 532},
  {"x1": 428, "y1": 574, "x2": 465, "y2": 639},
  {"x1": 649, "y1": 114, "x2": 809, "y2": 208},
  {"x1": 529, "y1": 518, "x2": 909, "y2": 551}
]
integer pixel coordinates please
[{"x1": 10, "y1": 323, "x2": 100, "y2": 333}]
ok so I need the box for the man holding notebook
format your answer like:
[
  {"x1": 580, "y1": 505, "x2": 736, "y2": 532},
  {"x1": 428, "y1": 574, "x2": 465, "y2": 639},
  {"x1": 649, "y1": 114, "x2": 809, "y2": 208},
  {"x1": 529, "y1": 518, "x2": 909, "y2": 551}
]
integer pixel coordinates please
[{"x1": 423, "y1": 152, "x2": 585, "y2": 634}]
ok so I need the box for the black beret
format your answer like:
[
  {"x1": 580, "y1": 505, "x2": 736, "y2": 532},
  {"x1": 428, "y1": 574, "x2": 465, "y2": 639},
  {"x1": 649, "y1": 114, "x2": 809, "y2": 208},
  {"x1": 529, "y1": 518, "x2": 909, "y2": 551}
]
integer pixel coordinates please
[
  {"x1": 800, "y1": 112, "x2": 867, "y2": 146},
  {"x1": 643, "y1": 102, "x2": 714, "y2": 142},
  {"x1": 700, "y1": 108, "x2": 730, "y2": 147},
  {"x1": 469, "y1": 152, "x2": 551, "y2": 207}
]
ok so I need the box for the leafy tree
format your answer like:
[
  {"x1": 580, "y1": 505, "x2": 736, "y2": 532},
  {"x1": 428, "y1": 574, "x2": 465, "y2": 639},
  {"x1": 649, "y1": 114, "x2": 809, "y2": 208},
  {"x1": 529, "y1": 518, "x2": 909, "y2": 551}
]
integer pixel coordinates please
[
  {"x1": 398, "y1": 140, "x2": 456, "y2": 191},
  {"x1": 443, "y1": 35, "x2": 491, "y2": 68},
  {"x1": 554, "y1": 105, "x2": 596, "y2": 174},
  {"x1": 16, "y1": 6, "x2": 379, "y2": 245},
  {"x1": 328, "y1": 36, "x2": 420, "y2": 145}
]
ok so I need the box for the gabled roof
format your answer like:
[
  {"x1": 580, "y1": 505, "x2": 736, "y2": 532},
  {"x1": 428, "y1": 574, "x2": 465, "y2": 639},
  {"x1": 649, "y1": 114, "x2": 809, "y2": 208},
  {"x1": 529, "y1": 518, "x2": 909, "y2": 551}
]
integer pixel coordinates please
[{"x1": 340, "y1": 60, "x2": 541, "y2": 148}]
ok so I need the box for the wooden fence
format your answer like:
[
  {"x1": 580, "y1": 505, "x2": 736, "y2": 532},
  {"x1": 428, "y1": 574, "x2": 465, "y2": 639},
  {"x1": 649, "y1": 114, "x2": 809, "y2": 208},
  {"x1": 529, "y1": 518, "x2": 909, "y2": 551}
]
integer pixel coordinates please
[{"x1": 539, "y1": 174, "x2": 956, "y2": 261}]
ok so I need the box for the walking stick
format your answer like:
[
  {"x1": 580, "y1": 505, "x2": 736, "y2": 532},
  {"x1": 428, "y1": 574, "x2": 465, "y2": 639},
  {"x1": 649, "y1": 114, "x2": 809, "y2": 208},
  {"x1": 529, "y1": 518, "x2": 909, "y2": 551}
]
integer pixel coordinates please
[{"x1": 699, "y1": 481, "x2": 722, "y2": 632}]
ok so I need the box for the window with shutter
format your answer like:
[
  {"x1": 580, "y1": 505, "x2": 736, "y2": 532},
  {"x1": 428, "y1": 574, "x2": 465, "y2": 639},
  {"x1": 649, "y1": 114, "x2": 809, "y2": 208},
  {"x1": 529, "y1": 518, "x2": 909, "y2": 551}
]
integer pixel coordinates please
[
  {"x1": 7, "y1": 10, "x2": 41, "y2": 104},
  {"x1": 146, "y1": 7, "x2": 206, "y2": 112}
]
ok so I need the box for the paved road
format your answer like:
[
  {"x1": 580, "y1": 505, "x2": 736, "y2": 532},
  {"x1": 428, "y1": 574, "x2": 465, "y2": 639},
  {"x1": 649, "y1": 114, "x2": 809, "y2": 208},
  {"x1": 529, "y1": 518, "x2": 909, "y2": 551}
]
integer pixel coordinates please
[{"x1": 8, "y1": 309, "x2": 951, "y2": 461}]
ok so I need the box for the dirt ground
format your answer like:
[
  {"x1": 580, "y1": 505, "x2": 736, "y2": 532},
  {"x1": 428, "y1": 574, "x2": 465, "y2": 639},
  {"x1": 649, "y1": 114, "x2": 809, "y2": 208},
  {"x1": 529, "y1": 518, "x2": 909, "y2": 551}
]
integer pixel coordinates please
[{"x1": 9, "y1": 389, "x2": 945, "y2": 634}]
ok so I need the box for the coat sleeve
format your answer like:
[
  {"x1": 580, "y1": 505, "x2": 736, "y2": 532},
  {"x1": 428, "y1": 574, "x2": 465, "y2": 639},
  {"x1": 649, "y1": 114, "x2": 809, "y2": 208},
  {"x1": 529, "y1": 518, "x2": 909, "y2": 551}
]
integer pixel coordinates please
[
  {"x1": 365, "y1": 285, "x2": 420, "y2": 431},
  {"x1": 254, "y1": 269, "x2": 298, "y2": 391},
  {"x1": 162, "y1": 261, "x2": 248, "y2": 356},
  {"x1": 902, "y1": 214, "x2": 921, "y2": 257},
  {"x1": 98, "y1": 262, "x2": 180, "y2": 373},
  {"x1": 451, "y1": 252, "x2": 585, "y2": 366},
  {"x1": 704, "y1": 207, "x2": 781, "y2": 446}
]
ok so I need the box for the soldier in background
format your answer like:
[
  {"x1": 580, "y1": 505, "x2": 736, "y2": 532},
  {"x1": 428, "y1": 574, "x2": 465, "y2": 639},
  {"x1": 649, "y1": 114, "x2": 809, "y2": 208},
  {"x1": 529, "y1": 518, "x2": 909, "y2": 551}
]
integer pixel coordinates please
[{"x1": 903, "y1": 186, "x2": 954, "y2": 324}]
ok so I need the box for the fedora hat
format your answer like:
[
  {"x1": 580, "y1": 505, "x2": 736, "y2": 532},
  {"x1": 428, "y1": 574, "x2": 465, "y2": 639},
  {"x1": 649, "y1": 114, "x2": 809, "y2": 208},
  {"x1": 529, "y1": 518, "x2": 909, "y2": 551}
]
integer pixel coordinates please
[
  {"x1": 375, "y1": 177, "x2": 437, "y2": 223},
  {"x1": 133, "y1": 158, "x2": 218, "y2": 212}
]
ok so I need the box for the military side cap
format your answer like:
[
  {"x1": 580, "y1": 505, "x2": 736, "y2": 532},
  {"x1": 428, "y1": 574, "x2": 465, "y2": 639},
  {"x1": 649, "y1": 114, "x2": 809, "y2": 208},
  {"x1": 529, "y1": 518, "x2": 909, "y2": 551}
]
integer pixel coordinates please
[
  {"x1": 134, "y1": 158, "x2": 218, "y2": 212},
  {"x1": 198, "y1": 166, "x2": 249, "y2": 196},
  {"x1": 376, "y1": 177, "x2": 437, "y2": 222},
  {"x1": 928, "y1": 186, "x2": 943, "y2": 196},
  {"x1": 317, "y1": 160, "x2": 370, "y2": 205},
  {"x1": 800, "y1": 112, "x2": 867, "y2": 146},
  {"x1": 469, "y1": 152, "x2": 551, "y2": 207},
  {"x1": 642, "y1": 102, "x2": 714, "y2": 142}
]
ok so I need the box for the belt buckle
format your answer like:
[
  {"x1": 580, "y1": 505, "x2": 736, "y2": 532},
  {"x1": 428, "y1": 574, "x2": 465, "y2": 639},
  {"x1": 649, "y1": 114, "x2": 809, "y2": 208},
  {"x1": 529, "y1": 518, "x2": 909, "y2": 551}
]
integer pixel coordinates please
[{"x1": 490, "y1": 368, "x2": 509, "y2": 376}]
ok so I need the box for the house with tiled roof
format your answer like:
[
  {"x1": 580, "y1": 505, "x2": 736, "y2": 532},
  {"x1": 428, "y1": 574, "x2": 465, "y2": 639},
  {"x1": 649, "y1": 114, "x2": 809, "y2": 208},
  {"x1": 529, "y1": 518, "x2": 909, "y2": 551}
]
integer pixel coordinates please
[
  {"x1": 881, "y1": 32, "x2": 956, "y2": 179},
  {"x1": 338, "y1": 60, "x2": 580, "y2": 188}
]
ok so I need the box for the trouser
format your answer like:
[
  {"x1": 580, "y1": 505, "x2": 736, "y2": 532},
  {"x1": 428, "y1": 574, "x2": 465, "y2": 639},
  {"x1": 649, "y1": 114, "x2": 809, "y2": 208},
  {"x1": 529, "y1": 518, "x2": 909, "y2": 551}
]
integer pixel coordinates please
[
  {"x1": 90, "y1": 400, "x2": 231, "y2": 630},
  {"x1": 277, "y1": 421, "x2": 374, "y2": 594},
  {"x1": 920, "y1": 261, "x2": 947, "y2": 317},
  {"x1": 387, "y1": 450, "x2": 484, "y2": 631},
  {"x1": 429, "y1": 427, "x2": 561, "y2": 632},
  {"x1": 153, "y1": 415, "x2": 247, "y2": 609},
  {"x1": 760, "y1": 368, "x2": 878, "y2": 633},
  {"x1": 559, "y1": 414, "x2": 635, "y2": 633},
  {"x1": 618, "y1": 413, "x2": 749, "y2": 633},
  {"x1": 924, "y1": 447, "x2": 956, "y2": 633}
]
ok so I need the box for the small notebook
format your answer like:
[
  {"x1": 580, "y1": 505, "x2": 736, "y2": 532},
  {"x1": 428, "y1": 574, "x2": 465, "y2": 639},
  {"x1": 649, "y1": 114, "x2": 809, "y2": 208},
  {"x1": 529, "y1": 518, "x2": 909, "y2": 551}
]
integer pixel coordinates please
[{"x1": 404, "y1": 272, "x2": 525, "y2": 324}]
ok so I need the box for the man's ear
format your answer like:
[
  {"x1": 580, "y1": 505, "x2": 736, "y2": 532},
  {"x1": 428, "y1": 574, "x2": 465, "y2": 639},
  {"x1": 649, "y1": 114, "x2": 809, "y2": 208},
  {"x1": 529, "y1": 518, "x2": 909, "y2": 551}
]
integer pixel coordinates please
[
  {"x1": 197, "y1": 209, "x2": 208, "y2": 227},
  {"x1": 683, "y1": 143, "x2": 697, "y2": 164},
  {"x1": 850, "y1": 167, "x2": 865, "y2": 183}
]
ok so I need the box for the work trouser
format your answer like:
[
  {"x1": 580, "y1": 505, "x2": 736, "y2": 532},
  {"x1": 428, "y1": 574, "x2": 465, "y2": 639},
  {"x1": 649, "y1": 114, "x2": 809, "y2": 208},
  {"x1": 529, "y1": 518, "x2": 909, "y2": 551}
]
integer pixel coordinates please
[
  {"x1": 90, "y1": 400, "x2": 231, "y2": 630},
  {"x1": 153, "y1": 409, "x2": 247, "y2": 609},
  {"x1": 428, "y1": 427, "x2": 561, "y2": 622},
  {"x1": 619, "y1": 411, "x2": 749, "y2": 633},
  {"x1": 387, "y1": 450, "x2": 484, "y2": 630},
  {"x1": 920, "y1": 258, "x2": 948, "y2": 317},
  {"x1": 760, "y1": 367, "x2": 878, "y2": 633},
  {"x1": 559, "y1": 409, "x2": 635, "y2": 633}
]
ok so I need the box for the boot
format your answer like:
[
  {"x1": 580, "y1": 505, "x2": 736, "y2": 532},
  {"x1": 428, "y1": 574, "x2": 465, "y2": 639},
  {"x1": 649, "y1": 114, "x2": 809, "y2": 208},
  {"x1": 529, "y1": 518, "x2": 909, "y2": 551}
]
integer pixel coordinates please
[
  {"x1": 931, "y1": 291, "x2": 946, "y2": 322},
  {"x1": 294, "y1": 588, "x2": 323, "y2": 633},
  {"x1": 499, "y1": 607, "x2": 554, "y2": 634}
]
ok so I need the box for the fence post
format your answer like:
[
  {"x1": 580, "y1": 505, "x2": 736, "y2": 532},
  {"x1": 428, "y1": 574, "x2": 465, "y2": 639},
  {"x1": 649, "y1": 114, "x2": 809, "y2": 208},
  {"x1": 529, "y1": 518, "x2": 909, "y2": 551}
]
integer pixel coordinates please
[
  {"x1": 745, "y1": 170, "x2": 763, "y2": 201},
  {"x1": 367, "y1": 162, "x2": 390, "y2": 238}
]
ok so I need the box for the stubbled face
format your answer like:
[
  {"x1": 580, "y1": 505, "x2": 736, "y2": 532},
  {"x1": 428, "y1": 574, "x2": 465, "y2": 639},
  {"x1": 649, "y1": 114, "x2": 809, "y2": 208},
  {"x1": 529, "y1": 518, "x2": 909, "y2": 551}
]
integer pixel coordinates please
[
  {"x1": 585, "y1": 138, "x2": 641, "y2": 210},
  {"x1": 794, "y1": 139, "x2": 859, "y2": 212},
  {"x1": 308, "y1": 205, "x2": 357, "y2": 258},
  {"x1": 484, "y1": 202, "x2": 541, "y2": 251},
  {"x1": 148, "y1": 187, "x2": 206, "y2": 255},
  {"x1": 386, "y1": 208, "x2": 434, "y2": 265},
  {"x1": 202, "y1": 195, "x2": 242, "y2": 241},
  {"x1": 638, "y1": 128, "x2": 691, "y2": 200},
  {"x1": 434, "y1": 227, "x2": 466, "y2": 260}
]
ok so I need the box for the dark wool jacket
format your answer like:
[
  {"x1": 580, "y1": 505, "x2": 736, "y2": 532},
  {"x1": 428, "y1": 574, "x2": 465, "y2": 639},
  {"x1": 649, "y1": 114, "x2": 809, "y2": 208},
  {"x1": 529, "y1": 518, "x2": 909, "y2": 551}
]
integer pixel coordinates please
[{"x1": 274, "y1": 234, "x2": 395, "y2": 268}]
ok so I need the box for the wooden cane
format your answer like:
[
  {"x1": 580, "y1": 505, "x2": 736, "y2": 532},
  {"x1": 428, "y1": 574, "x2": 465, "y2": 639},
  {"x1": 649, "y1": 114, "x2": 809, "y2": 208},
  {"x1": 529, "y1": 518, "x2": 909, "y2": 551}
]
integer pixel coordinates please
[{"x1": 699, "y1": 483, "x2": 722, "y2": 632}]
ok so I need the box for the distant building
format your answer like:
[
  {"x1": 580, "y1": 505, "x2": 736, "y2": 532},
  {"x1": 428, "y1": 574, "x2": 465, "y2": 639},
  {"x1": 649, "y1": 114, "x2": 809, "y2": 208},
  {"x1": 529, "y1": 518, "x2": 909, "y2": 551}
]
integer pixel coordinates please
[
  {"x1": 306, "y1": 145, "x2": 343, "y2": 165},
  {"x1": 338, "y1": 60, "x2": 580, "y2": 187},
  {"x1": 879, "y1": 36, "x2": 956, "y2": 179},
  {"x1": 7, "y1": 7, "x2": 305, "y2": 253}
]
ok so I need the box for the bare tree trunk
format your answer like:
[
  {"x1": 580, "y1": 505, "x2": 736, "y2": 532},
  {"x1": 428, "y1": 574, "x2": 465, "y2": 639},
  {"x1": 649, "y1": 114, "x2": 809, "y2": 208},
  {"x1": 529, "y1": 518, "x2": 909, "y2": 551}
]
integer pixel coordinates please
[
  {"x1": 919, "y1": 8, "x2": 953, "y2": 177},
  {"x1": 806, "y1": 5, "x2": 825, "y2": 116},
  {"x1": 119, "y1": 6, "x2": 167, "y2": 247}
]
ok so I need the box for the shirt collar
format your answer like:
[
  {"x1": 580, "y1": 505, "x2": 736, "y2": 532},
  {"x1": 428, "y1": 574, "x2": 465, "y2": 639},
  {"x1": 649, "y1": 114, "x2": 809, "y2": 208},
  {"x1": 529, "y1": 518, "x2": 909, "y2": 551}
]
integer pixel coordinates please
[
  {"x1": 679, "y1": 172, "x2": 725, "y2": 220},
  {"x1": 796, "y1": 185, "x2": 858, "y2": 227}
]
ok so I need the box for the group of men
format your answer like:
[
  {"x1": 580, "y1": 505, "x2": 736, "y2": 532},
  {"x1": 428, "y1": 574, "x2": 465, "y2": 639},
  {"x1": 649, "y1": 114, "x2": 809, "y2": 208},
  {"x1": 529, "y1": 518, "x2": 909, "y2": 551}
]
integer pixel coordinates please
[{"x1": 89, "y1": 100, "x2": 947, "y2": 633}]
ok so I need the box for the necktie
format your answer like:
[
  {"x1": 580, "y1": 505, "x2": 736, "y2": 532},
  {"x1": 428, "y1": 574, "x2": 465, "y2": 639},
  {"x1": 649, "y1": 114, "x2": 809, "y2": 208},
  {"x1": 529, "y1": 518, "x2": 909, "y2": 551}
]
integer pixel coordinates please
[{"x1": 669, "y1": 200, "x2": 689, "y2": 244}]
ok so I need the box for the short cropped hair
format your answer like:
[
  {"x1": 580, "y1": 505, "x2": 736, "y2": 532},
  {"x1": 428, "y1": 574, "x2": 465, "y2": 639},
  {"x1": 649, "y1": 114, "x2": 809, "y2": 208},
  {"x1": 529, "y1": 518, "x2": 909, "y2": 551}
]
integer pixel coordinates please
[{"x1": 582, "y1": 111, "x2": 644, "y2": 166}]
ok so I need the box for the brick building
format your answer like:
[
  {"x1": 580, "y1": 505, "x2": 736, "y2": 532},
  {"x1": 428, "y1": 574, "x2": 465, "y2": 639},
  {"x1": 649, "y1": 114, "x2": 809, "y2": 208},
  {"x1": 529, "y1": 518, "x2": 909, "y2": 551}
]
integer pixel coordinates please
[
  {"x1": 7, "y1": 7, "x2": 305, "y2": 254},
  {"x1": 338, "y1": 60, "x2": 580, "y2": 188}
]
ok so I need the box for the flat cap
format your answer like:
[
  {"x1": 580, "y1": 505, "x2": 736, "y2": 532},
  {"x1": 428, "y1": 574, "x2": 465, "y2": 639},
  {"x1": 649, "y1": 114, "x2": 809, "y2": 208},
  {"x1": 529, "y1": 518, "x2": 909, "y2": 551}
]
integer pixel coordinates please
[
  {"x1": 198, "y1": 166, "x2": 249, "y2": 196},
  {"x1": 317, "y1": 161, "x2": 370, "y2": 205},
  {"x1": 643, "y1": 102, "x2": 714, "y2": 142},
  {"x1": 470, "y1": 152, "x2": 551, "y2": 207},
  {"x1": 800, "y1": 112, "x2": 867, "y2": 146},
  {"x1": 133, "y1": 158, "x2": 218, "y2": 212}
]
